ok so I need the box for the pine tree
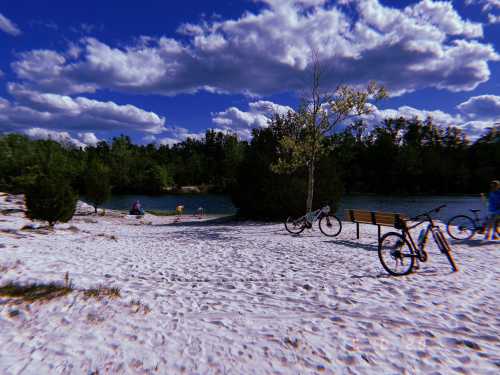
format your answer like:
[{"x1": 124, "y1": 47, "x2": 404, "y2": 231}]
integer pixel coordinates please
[{"x1": 25, "y1": 174, "x2": 77, "y2": 227}]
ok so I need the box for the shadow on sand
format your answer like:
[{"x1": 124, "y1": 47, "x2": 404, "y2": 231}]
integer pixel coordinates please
[{"x1": 325, "y1": 239, "x2": 378, "y2": 252}]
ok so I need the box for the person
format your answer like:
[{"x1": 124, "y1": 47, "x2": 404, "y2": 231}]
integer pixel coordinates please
[
  {"x1": 481, "y1": 180, "x2": 500, "y2": 240},
  {"x1": 130, "y1": 200, "x2": 144, "y2": 216}
]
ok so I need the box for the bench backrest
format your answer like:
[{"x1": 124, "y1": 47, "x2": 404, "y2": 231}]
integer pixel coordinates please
[{"x1": 346, "y1": 209, "x2": 408, "y2": 228}]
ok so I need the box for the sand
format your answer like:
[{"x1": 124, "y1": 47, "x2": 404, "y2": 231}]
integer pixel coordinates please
[{"x1": 0, "y1": 193, "x2": 498, "y2": 374}]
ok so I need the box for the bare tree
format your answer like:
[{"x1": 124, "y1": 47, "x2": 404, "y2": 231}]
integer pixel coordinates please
[{"x1": 272, "y1": 54, "x2": 387, "y2": 212}]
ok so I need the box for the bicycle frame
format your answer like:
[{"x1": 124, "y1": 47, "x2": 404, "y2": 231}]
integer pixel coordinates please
[
  {"x1": 304, "y1": 206, "x2": 330, "y2": 224},
  {"x1": 405, "y1": 219, "x2": 432, "y2": 261}
]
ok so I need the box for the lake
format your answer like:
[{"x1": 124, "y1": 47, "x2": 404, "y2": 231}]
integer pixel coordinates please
[{"x1": 93, "y1": 194, "x2": 486, "y2": 220}]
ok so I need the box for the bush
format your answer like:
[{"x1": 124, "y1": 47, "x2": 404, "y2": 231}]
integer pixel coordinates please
[
  {"x1": 25, "y1": 174, "x2": 77, "y2": 227},
  {"x1": 84, "y1": 159, "x2": 111, "y2": 213}
]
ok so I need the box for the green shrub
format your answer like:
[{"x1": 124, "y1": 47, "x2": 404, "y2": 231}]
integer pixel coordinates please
[
  {"x1": 25, "y1": 174, "x2": 77, "y2": 227},
  {"x1": 84, "y1": 159, "x2": 111, "y2": 213}
]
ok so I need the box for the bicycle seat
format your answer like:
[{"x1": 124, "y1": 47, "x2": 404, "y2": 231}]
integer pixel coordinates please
[{"x1": 470, "y1": 209, "x2": 480, "y2": 213}]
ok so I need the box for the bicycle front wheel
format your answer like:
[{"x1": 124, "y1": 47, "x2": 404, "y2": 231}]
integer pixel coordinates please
[
  {"x1": 378, "y1": 232, "x2": 415, "y2": 276},
  {"x1": 319, "y1": 214, "x2": 342, "y2": 237},
  {"x1": 284, "y1": 216, "x2": 306, "y2": 234},
  {"x1": 446, "y1": 215, "x2": 475, "y2": 240},
  {"x1": 434, "y1": 229, "x2": 458, "y2": 272}
]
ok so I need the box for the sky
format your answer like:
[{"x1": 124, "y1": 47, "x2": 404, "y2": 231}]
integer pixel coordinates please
[{"x1": 0, "y1": 0, "x2": 499, "y2": 147}]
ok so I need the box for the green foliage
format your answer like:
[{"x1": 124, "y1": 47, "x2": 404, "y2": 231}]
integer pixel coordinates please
[
  {"x1": 25, "y1": 174, "x2": 77, "y2": 226},
  {"x1": 231, "y1": 125, "x2": 343, "y2": 219},
  {"x1": 84, "y1": 159, "x2": 111, "y2": 212}
]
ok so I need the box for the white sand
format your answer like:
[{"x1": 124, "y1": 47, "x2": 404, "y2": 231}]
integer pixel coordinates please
[{"x1": 0, "y1": 193, "x2": 498, "y2": 374}]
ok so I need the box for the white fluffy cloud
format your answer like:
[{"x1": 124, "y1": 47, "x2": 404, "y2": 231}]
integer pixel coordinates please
[
  {"x1": 466, "y1": 0, "x2": 500, "y2": 23},
  {"x1": 0, "y1": 13, "x2": 21, "y2": 36},
  {"x1": 1, "y1": 84, "x2": 166, "y2": 134},
  {"x1": 24, "y1": 128, "x2": 89, "y2": 148},
  {"x1": 155, "y1": 126, "x2": 206, "y2": 146},
  {"x1": 10, "y1": 0, "x2": 498, "y2": 97},
  {"x1": 213, "y1": 94, "x2": 498, "y2": 140},
  {"x1": 457, "y1": 95, "x2": 500, "y2": 120},
  {"x1": 212, "y1": 100, "x2": 294, "y2": 139}
]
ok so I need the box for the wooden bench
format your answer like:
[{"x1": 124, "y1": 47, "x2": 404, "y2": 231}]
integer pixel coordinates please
[{"x1": 345, "y1": 209, "x2": 409, "y2": 242}]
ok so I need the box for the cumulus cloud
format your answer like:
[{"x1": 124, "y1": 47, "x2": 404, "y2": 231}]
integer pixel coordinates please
[
  {"x1": 9, "y1": 0, "x2": 498, "y2": 97},
  {"x1": 0, "y1": 13, "x2": 21, "y2": 36},
  {"x1": 213, "y1": 95, "x2": 497, "y2": 140},
  {"x1": 361, "y1": 104, "x2": 462, "y2": 128},
  {"x1": 1, "y1": 84, "x2": 166, "y2": 134},
  {"x1": 466, "y1": 0, "x2": 500, "y2": 23},
  {"x1": 457, "y1": 95, "x2": 500, "y2": 120},
  {"x1": 77, "y1": 131, "x2": 101, "y2": 146},
  {"x1": 24, "y1": 128, "x2": 87, "y2": 148},
  {"x1": 212, "y1": 100, "x2": 294, "y2": 139},
  {"x1": 155, "y1": 126, "x2": 205, "y2": 146},
  {"x1": 488, "y1": 14, "x2": 500, "y2": 23}
]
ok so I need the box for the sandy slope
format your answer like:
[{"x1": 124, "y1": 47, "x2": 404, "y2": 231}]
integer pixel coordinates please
[{"x1": 0, "y1": 193, "x2": 498, "y2": 374}]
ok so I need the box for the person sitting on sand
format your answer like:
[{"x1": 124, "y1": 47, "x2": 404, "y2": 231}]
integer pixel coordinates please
[
  {"x1": 130, "y1": 200, "x2": 144, "y2": 216},
  {"x1": 481, "y1": 180, "x2": 500, "y2": 239}
]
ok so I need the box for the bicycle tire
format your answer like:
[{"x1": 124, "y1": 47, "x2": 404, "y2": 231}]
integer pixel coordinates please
[
  {"x1": 446, "y1": 215, "x2": 475, "y2": 240},
  {"x1": 318, "y1": 214, "x2": 342, "y2": 237},
  {"x1": 378, "y1": 232, "x2": 415, "y2": 276},
  {"x1": 434, "y1": 229, "x2": 458, "y2": 272},
  {"x1": 284, "y1": 216, "x2": 306, "y2": 234}
]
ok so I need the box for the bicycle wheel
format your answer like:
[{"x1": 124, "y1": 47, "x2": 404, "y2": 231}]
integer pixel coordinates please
[
  {"x1": 446, "y1": 215, "x2": 475, "y2": 240},
  {"x1": 284, "y1": 216, "x2": 306, "y2": 234},
  {"x1": 378, "y1": 232, "x2": 415, "y2": 276},
  {"x1": 434, "y1": 230, "x2": 459, "y2": 272},
  {"x1": 319, "y1": 214, "x2": 342, "y2": 237}
]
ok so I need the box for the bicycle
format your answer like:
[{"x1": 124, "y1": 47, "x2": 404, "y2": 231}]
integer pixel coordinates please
[
  {"x1": 378, "y1": 205, "x2": 458, "y2": 276},
  {"x1": 446, "y1": 209, "x2": 500, "y2": 240},
  {"x1": 284, "y1": 204, "x2": 342, "y2": 237}
]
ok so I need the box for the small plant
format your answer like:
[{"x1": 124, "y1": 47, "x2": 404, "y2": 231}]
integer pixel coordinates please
[
  {"x1": 25, "y1": 173, "x2": 77, "y2": 227},
  {"x1": 0, "y1": 281, "x2": 73, "y2": 302},
  {"x1": 83, "y1": 285, "x2": 121, "y2": 300},
  {"x1": 130, "y1": 299, "x2": 151, "y2": 314}
]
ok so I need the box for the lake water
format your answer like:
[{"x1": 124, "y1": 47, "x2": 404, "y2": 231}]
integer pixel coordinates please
[{"x1": 95, "y1": 194, "x2": 486, "y2": 220}]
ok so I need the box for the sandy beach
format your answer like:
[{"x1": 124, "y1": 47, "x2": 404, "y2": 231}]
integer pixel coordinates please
[{"x1": 0, "y1": 193, "x2": 498, "y2": 374}]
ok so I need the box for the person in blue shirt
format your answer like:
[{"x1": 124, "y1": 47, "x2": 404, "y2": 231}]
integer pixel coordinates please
[{"x1": 481, "y1": 180, "x2": 500, "y2": 239}]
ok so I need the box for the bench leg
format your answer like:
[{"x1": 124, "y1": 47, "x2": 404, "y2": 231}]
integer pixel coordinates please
[
  {"x1": 356, "y1": 223, "x2": 360, "y2": 239},
  {"x1": 378, "y1": 225, "x2": 381, "y2": 243}
]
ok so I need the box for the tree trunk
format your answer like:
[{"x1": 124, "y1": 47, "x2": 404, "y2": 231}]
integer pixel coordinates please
[{"x1": 306, "y1": 162, "x2": 315, "y2": 212}]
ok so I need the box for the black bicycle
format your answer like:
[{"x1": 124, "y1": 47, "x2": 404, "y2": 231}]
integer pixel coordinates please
[
  {"x1": 378, "y1": 205, "x2": 458, "y2": 276},
  {"x1": 446, "y1": 209, "x2": 500, "y2": 240},
  {"x1": 284, "y1": 204, "x2": 342, "y2": 237}
]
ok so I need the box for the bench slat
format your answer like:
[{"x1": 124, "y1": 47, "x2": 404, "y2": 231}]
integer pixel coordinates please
[{"x1": 345, "y1": 209, "x2": 408, "y2": 228}]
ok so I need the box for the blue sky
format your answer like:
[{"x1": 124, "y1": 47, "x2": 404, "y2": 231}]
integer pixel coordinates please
[{"x1": 0, "y1": 0, "x2": 499, "y2": 147}]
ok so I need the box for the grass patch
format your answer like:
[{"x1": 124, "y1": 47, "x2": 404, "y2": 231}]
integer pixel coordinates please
[
  {"x1": 130, "y1": 299, "x2": 151, "y2": 314},
  {"x1": 0, "y1": 282, "x2": 73, "y2": 302},
  {"x1": 83, "y1": 285, "x2": 121, "y2": 300}
]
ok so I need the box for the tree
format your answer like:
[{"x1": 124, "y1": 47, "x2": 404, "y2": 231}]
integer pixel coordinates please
[
  {"x1": 25, "y1": 174, "x2": 77, "y2": 227},
  {"x1": 84, "y1": 159, "x2": 111, "y2": 213},
  {"x1": 272, "y1": 56, "x2": 387, "y2": 212}
]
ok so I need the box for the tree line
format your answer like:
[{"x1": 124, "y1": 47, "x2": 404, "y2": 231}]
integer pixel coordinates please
[{"x1": 0, "y1": 118, "x2": 498, "y2": 223}]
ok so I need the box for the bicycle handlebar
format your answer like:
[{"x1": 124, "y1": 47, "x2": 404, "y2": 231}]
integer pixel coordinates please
[{"x1": 411, "y1": 204, "x2": 447, "y2": 221}]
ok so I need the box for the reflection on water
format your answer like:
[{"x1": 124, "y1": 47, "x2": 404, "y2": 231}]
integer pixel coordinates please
[
  {"x1": 87, "y1": 194, "x2": 486, "y2": 220},
  {"x1": 95, "y1": 194, "x2": 237, "y2": 215}
]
